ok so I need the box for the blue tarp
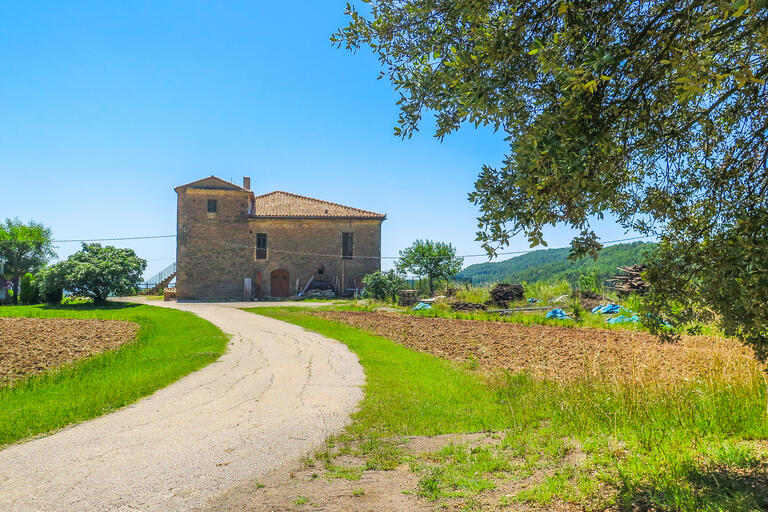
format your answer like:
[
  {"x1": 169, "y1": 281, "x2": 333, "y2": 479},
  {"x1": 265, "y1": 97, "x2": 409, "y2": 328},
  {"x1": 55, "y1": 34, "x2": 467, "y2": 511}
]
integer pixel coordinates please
[
  {"x1": 592, "y1": 304, "x2": 623, "y2": 314},
  {"x1": 412, "y1": 302, "x2": 432, "y2": 311},
  {"x1": 606, "y1": 314, "x2": 640, "y2": 324},
  {"x1": 546, "y1": 308, "x2": 571, "y2": 319},
  {"x1": 528, "y1": 298, "x2": 540, "y2": 303}
]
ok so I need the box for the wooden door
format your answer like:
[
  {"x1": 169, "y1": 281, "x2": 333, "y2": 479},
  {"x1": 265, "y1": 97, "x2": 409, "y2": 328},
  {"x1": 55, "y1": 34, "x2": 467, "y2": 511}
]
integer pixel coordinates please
[{"x1": 270, "y1": 269, "x2": 289, "y2": 297}]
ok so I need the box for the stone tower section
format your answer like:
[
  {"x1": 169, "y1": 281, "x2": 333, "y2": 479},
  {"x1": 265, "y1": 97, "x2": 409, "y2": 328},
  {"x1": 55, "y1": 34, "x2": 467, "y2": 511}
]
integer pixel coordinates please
[{"x1": 175, "y1": 176, "x2": 255, "y2": 300}]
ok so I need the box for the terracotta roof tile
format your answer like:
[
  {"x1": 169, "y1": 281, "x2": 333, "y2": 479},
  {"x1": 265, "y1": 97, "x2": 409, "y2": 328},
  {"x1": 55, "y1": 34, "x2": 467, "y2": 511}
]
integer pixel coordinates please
[{"x1": 251, "y1": 191, "x2": 386, "y2": 220}]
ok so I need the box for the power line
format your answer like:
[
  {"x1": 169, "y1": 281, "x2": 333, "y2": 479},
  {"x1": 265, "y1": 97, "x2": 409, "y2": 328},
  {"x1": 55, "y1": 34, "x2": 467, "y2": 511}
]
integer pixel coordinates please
[
  {"x1": 0, "y1": 232, "x2": 655, "y2": 259},
  {"x1": 0, "y1": 234, "x2": 176, "y2": 244},
  {"x1": 54, "y1": 234, "x2": 176, "y2": 243}
]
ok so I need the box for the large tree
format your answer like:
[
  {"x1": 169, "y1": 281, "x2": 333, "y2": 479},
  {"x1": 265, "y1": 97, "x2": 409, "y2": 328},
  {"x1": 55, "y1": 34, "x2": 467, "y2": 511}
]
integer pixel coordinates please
[
  {"x1": 396, "y1": 239, "x2": 464, "y2": 295},
  {"x1": 334, "y1": 1, "x2": 768, "y2": 355},
  {"x1": 0, "y1": 218, "x2": 56, "y2": 303},
  {"x1": 59, "y1": 243, "x2": 147, "y2": 304}
]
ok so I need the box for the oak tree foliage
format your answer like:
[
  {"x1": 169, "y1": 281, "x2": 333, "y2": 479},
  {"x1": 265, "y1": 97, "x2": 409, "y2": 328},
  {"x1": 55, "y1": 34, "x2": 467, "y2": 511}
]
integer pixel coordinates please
[{"x1": 333, "y1": 0, "x2": 768, "y2": 355}]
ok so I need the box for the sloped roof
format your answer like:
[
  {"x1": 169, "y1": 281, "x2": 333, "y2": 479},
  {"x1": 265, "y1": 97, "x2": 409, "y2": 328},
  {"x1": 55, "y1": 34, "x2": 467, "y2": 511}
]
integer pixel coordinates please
[
  {"x1": 251, "y1": 191, "x2": 386, "y2": 220},
  {"x1": 174, "y1": 176, "x2": 247, "y2": 192}
]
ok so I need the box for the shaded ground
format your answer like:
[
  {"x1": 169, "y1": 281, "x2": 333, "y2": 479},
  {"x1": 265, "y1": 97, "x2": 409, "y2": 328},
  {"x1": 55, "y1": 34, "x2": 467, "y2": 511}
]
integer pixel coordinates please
[
  {"x1": 202, "y1": 433, "x2": 577, "y2": 512},
  {"x1": 0, "y1": 317, "x2": 139, "y2": 382},
  {"x1": 314, "y1": 311, "x2": 761, "y2": 385}
]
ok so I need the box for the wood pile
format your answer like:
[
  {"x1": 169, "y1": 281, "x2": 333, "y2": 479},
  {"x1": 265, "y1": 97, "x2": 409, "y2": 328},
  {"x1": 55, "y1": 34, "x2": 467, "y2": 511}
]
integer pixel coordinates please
[
  {"x1": 303, "y1": 289, "x2": 336, "y2": 298},
  {"x1": 450, "y1": 301, "x2": 488, "y2": 312},
  {"x1": 488, "y1": 283, "x2": 525, "y2": 308},
  {"x1": 397, "y1": 289, "x2": 421, "y2": 307},
  {"x1": 607, "y1": 265, "x2": 648, "y2": 295}
]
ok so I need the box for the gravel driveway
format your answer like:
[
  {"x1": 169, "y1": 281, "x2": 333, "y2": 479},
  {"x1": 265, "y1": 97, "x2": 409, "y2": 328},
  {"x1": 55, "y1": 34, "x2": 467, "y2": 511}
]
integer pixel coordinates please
[{"x1": 0, "y1": 301, "x2": 364, "y2": 511}]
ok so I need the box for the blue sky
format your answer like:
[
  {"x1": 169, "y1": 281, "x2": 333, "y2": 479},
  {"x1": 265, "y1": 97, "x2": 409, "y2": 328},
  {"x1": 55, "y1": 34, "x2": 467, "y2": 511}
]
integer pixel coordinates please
[{"x1": 1, "y1": 1, "x2": 640, "y2": 277}]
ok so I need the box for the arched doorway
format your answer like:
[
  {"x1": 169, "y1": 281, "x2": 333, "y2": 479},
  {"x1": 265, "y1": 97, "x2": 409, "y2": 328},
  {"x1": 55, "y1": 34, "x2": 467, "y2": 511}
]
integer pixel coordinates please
[{"x1": 270, "y1": 269, "x2": 289, "y2": 297}]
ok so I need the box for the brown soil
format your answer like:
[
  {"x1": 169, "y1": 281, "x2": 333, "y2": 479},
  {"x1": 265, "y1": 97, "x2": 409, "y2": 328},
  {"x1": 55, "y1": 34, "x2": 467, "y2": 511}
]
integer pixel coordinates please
[
  {"x1": 0, "y1": 317, "x2": 139, "y2": 383},
  {"x1": 202, "y1": 433, "x2": 568, "y2": 512},
  {"x1": 314, "y1": 311, "x2": 761, "y2": 385}
]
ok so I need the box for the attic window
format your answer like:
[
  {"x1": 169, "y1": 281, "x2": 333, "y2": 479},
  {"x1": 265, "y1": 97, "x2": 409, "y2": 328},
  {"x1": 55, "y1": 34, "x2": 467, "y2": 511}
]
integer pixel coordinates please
[{"x1": 207, "y1": 199, "x2": 218, "y2": 213}]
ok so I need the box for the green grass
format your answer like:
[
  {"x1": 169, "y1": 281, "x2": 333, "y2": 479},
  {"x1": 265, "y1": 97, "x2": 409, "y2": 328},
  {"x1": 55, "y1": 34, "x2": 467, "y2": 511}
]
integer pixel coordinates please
[
  {"x1": 247, "y1": 307, "x2": 768, "y2": 511},
  {"x1": 453, "y1": 284, "x2": 492, "y2": 304},
  {"x1": 522, "y1": 278, "x2": 573, "y2": 302},
  {"x1": 0, "y1": 303, "x2": 227, "y2": 446}
]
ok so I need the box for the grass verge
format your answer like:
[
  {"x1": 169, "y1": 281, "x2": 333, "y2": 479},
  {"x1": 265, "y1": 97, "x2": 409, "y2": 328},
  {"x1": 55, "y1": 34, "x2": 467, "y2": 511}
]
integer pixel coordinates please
[
  {"x1": 248, "y1": 307, "x2": 768, "y2": 511},
  {"x1": 0, "y1": 303, "x2": 227, "y2": 447}
]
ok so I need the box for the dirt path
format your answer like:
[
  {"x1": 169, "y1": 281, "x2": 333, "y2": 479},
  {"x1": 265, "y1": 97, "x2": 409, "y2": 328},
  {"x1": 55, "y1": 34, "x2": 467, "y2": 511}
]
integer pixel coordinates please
[{"x1": 0, "y1": 301, "x2": 364, "y2": 512}]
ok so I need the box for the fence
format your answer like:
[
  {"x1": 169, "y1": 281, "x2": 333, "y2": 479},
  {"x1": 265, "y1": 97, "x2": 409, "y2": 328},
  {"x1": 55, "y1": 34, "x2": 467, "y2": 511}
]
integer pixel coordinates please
[{"x1": 141, "y1": 262, "x2": 177, "y2": 290}]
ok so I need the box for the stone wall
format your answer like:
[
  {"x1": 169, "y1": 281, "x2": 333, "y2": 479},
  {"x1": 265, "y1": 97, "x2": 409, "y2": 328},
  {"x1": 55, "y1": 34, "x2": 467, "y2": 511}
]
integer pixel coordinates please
[
  {"x1": 176, "y1": 187, "x2": 255, "y2": 300},
  {"x1": 176, "y1": 188, "x2": 382, "y2": 300},
  {"x1": 249, "y1": 218, "x2": 382, "y2": 297}
]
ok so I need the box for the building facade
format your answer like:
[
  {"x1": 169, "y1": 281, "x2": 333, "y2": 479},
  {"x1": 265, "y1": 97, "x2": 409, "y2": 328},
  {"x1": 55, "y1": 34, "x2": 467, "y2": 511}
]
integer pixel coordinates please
[{"x1": 175, "y1": 176, "x2": 385, "y2": 300}]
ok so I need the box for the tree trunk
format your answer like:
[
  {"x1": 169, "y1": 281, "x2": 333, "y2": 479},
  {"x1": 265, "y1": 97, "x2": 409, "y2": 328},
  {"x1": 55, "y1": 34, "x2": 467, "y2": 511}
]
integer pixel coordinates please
[
  {"x1": 428, "y1": 276, "x2": 434, "y2": 297},
  {"x1": 11, "y1": 274, "x2": 20, "y2": 304}
]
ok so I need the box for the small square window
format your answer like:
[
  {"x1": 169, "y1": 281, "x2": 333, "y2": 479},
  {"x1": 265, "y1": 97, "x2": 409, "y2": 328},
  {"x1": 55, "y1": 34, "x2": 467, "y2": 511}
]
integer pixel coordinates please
[
  {"x1": 256, "y1": 233, "x2": 267, "y2": 260},
  {"x1": 207, "y1": 199, "x2": 218, "y2": 213}
]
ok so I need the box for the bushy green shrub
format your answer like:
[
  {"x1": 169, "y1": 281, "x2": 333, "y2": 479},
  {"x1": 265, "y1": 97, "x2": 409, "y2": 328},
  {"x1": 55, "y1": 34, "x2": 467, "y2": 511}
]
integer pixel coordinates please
[
  {"x1": 57, "y1": 243, "x2": 146, "y2": 304},
  {"x1": 19, "y1": 272, "x2": 39, "y2": 304},
  {"x1": 363, "y1": 270, "x2": 406, "y2": 302},
  {"x1": 36, "y1": 263, "x2": 65, "y2": 304}
]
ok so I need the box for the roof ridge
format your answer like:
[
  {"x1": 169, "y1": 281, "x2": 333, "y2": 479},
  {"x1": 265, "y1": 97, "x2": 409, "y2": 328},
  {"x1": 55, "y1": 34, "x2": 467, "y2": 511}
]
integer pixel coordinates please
[
  {"x1": 253, "y1": 190, "x2": 385, "y2": 217},
  {"x1": 175, "y1": 175, "x2": 247, "y2": 191}
]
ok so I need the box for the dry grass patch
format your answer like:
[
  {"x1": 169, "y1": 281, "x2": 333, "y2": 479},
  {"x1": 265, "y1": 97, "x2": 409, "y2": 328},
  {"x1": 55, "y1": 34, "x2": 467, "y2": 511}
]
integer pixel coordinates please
[
  {"x1": 202, "y1": 433, "x2": 568, "y2": 512},
  {"x1": 0, "y1": 317, "x2": 139, "y2": 383}
]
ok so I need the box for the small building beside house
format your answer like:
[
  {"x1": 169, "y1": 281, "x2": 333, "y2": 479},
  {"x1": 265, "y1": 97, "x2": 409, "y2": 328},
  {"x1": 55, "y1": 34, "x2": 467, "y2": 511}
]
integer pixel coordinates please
[{"x1": 175, "y1": 176, "x2": 385, "y2": 300}]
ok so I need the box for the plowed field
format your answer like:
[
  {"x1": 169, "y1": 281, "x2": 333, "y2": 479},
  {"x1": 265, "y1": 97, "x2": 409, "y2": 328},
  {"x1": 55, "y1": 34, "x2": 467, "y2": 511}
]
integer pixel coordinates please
[
  {"x1": 0, "y1": 317, "x2": 139, "y2": 383},
  {"x1": 315, "y1": 311, "x2": 761, "y2": 385}
]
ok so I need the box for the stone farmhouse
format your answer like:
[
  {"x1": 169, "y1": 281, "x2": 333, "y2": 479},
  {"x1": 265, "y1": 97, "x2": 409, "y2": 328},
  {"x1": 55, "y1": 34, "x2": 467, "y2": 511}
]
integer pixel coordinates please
[{"x1": 175, "y1": 176, "x2": 386, "y2": 300}]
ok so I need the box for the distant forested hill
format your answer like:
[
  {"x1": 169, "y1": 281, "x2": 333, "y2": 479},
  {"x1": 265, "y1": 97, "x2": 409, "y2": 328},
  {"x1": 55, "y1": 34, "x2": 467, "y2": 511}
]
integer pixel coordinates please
[{"x1": 457, "y1": 242, "x2": 655, "y2": 285}]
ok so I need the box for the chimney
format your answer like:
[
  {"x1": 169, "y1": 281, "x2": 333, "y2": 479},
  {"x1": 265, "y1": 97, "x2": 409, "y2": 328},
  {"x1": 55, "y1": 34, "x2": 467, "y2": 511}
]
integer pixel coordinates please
[{"x1": 243, "y1": 176, "x2": 251, "y2": 190}]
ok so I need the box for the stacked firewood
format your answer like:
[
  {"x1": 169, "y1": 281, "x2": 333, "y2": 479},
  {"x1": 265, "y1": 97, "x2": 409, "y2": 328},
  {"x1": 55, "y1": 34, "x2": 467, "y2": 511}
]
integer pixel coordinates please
[
  {"x1": 450, "y1": 301, "x2": 488, "y2": 312},
  {"x1": 397, "y1": 289, "x2": 421, "y2": 306},
  {"x1": 607, "y1": 265, "x2": 648, "y2": 295},
  {"x1": 488, "y1": 283, "x2": 525, "y2": 308}
]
